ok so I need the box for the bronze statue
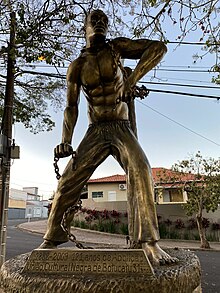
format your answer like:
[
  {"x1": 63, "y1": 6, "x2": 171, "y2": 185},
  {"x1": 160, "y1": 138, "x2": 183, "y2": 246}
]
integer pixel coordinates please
[{"x1": 39, "y1": 10, "x2": 177, "y2": 265}]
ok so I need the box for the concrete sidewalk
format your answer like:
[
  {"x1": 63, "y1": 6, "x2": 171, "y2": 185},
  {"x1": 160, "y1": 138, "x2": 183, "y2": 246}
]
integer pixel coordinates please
[{"x1": 18, "y1": 219, "x2": 220, "y2": 251}]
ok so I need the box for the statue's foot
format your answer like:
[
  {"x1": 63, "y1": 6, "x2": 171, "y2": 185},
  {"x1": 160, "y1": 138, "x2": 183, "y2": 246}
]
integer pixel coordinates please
[
  {"x1": 38, "y1": 240, "x2": 58, "y2": 249},
  {"x1": 142, "y1": 241, "x2": 178, "y2": 266}
]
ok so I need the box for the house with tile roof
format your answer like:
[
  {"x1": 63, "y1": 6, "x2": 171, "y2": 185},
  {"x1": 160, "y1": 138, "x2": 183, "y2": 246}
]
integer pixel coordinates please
[
  {"x1": 87, "y1": 168, "x2": 191, "y2": 204},
  {"x1": 79, "y1": 167, "x2": 220, "y2": 222}
]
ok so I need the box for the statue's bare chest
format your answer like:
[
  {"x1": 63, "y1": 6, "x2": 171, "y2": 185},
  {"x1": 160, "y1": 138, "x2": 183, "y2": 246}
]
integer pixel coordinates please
[{"x1": 80, "y1": 47, "x2": 120, "y2": 88}]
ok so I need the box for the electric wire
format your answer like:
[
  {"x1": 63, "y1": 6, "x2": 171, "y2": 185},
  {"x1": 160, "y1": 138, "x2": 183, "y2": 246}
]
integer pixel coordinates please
[
  {"x1": 138, "y1": 85, "x2": 220, "y2": 100},
  {"x1": 167, "y1": 41, "x2": 220, "y2": 46},
  {"x1": 12, "y1": 70, "x2": 220, "y2": 100},
  {"x1": 151, "y1": 68, "x2": 217, "y2": 73},
  {"x1": 137, "y1": 100, "x2": 220, "y2": 147},
  {"x1": 149, "y1": 76, "x2": 217, "y2": 85},
  {"x1": 141, "y1": 81, "x2": 220, "y2": 90}
]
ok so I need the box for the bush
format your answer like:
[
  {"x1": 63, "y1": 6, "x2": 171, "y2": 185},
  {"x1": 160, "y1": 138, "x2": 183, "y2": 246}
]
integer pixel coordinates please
[
  {"x1": 175, "y1": 219, "x2": 185, "y2": 229},
  {"x1": 159, "y1": 223, "x2": 169, "y2": 239},
  {"x1": 120, "y1": 223, "x2": 129, "y2": 235},
  {"x1": 202, "y1": 218, "x2": 210, "y2": 229},
  {"x1": 169, "y1": 230, "x2": 181, "y2": 239},
  {"x1": 206, "y1": 233, "x2": 218, "y2": 242},
  {"x1": 72, "y1": 208, "x2": 124, "y2": 234},
  {"x1": 72, "y1": 211, "x2": 218, "y2": 242},
  {"x1": 188, "y1": 218, "x2": 197, "y2": 230},
  {"x1": 192, "y1": 233, "x2": 200, "y2": 241},
  {"x1": 212, "y1": 222, "x2": 220, "y2": 230}
]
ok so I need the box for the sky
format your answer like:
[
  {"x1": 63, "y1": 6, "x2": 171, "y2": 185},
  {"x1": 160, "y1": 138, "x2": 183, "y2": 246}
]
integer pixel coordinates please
[{"x1": 9, "y1": 26, "x2": 220, "y2": 200}]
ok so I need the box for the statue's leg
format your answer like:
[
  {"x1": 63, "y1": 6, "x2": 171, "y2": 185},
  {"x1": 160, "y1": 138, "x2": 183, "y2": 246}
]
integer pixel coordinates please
[
  {"x1": 111, "y1": 121, "x2": 178, "y2": 265},
  {"x1": 111, "y1": 122, "x2": 159, "y2": 243},
  {"x1": 42, "y1": 126, "x2": 111, "y2": 245}
]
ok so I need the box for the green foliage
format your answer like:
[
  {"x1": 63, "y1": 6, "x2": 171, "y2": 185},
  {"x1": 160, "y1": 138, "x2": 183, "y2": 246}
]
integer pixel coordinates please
[
  {"x1": 72, "y1": 210, "x2": 219, "y2": 241},
  {"x1": 0, "y1": 1, "x2": 219, "y2": 132},
  {"x1": 72, "y1": 208, "x2": 127, "y2": 235},
  {"x1": 193, "y1": 233, "x2": 200, "y2": 241},
  {"x1": 169, "y1": 151, "x2": 220, "y2": 247},
  {"x1": 172, "y1": 151, "x2": 220, "y2": 217},
  {"x1": 0, "y1": 0, "x2": 77, "y2": 132},
  {"x1": 97, "y1": 221, "x2": 117, "y2": 233},
  {"x1": 120, "y1": 223, "x2": 129, "y2": 235},
  {"x1": 158, "y1": 217, "x2": 218, "y2": 241}
]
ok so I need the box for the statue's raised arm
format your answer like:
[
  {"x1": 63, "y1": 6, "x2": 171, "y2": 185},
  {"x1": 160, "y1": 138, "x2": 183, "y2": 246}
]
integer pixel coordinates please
[{"x1": 111, "y1": 37, "x2": 167, "y2": 101}]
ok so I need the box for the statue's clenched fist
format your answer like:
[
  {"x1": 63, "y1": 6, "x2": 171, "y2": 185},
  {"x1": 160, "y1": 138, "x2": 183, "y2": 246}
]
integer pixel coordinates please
[{"x1": 54, "y1": 143, "x2": 74, "y2": 158}]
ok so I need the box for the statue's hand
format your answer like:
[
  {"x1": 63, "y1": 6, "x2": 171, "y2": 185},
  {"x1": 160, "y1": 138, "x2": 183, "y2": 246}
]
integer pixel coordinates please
[{"x1": 54, "y1": 143, "x2": 74, "y2": 158}]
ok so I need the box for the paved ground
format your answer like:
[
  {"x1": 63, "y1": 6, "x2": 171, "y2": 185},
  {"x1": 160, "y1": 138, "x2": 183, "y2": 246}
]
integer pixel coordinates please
[
  {"x1": 18, "y1": 219, "x2": 220, "y2": 251},
  {"x1": 1, "y1": 220, "x2": 219, "y2": 293}
]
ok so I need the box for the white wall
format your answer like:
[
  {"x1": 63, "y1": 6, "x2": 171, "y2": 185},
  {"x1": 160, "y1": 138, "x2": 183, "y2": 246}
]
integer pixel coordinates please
[
  {"x1": 88, "y1": 182, "x2": 127, "y2": 202},
  {"x1": 9, "y1": 188, "x2": 27, "y2": 201}
]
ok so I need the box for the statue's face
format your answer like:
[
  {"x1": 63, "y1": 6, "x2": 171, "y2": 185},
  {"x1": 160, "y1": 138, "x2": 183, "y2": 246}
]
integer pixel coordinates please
[{"x1": 85, "y1": 10, "x2": 108, "y2": 39}]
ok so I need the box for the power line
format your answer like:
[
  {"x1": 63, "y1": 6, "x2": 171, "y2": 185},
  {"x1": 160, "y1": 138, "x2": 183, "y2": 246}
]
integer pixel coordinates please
[
  {"x1": 155, "y1": 68, "x2": 216, "y2": 73},
  {"x1": 137, "y1": 100, "x2": 220, "y2": 147},
  {"x1": 139, "y1": 85, "x2": 220, "y2": 100},
  {"x1": 1, "y1": 59, "x2": 219, "y2": 75},
  {"x1": 149, "y1": 76, "x2": 216, "y2": 85},
  {"x1": 1, "y1": 63, "x2": 215, "y2": 70},
  {"x1": 126, "y1": 64, "x2": 219, "y2": 74},
  {"x1": 2, "y1": 64, "x2": 217, "y2": 87},
  {"x1": 142, "y1": 81, "x2": 220, "y2": 90},
  {"x1": 20, "y1": 70, "x2": 65, "y2": 79},
  {"x1": 160, "y1": 65, "x2": 211, "y2": 69},
  {"x1": 167, "y1": 41, "x2": 220, "y2": 46},
  {"x1": 14, "y1": 70, "x2": 220, "y2": 100}
]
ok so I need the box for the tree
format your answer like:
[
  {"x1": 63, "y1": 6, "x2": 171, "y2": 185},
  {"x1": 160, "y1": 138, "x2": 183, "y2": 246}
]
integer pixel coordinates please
[
  {"x1": 171, "y1": 151, "x2": 220, "y2": 248},
  {"x1": 0, "y1": 0, "x2": 219, "y2": 133}
]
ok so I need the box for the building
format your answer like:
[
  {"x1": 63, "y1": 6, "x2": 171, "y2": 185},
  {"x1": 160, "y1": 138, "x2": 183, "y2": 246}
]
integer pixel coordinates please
[
  {"x1": 87, "y1": 168, "x2": 191, "y2": 204},
  {"x1": 83, "y1": 168, "x2": 220, "y2": 222},
  {"x1": 9, "y1": 187, "x2": 49, "y2": 219},
  {"x1": 88, "y1": 174, "x2": 127, "y2": 202},
  {"x1": 9, "y1": 188, "x2": 27, "y2": 219}
]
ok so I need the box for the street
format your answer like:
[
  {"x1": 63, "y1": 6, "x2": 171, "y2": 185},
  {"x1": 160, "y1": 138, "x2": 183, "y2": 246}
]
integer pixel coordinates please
[
  {"x1": 4, "y1": 220, "x2": 220, "y2": 293},
  {"x1": 5, "y1": 219, "x2": 43, "y2": 260}
]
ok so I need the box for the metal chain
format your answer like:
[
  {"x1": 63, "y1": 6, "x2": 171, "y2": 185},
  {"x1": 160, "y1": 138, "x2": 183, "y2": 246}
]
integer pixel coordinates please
[
  {"x1": 53, "y1": 154, "x2": 91, "y2": 249},
  {"x1": 133, "y1": 84, "x2": 149, "y2": 99},
  {"x1": 60, "y1": 200, "x2": 93, "y2": 249},
  {"x1": 53, "y1": 156, "x2": 61, "y2": 180},
  {"x1": 54, "y1": 152, "x2": 76, "y2": 180}
]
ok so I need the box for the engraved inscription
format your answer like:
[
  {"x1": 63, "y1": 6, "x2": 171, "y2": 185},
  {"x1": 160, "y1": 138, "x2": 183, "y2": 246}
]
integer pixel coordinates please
[{"x1": 23, "y1": 249, "x2": 154, "y2": 276}]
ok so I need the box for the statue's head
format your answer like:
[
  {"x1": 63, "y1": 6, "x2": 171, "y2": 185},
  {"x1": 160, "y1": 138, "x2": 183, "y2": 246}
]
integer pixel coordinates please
[{"x1": 84, "y1": 10, "x2": 108, "y2": 39}]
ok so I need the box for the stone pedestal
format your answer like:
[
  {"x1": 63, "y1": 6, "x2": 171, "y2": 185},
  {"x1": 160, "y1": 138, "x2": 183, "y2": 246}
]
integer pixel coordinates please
[{"x1": 0, "y1": 248, "x2": 201, "y2": 293}]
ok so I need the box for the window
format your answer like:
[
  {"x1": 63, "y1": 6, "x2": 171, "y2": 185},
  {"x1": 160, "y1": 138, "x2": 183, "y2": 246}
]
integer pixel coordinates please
[
  {"x1": 163, "y1": 190, "x2": 171, "y2": 202},
  {"x1": 169, "y1": 189, "x2": 183, "y2": 202},
  {"x1": 92, "y1": 191, "x2": 103, "y2": 198},
  {"x1": 33, "y1": 207, "x2": 41, "y2": 217},
  {"x1": 108, "y1": 191, "x2": 116, "y2": 201},
  {"x1": 162, "y1": 189, "x2": 184, "y2": 203}
]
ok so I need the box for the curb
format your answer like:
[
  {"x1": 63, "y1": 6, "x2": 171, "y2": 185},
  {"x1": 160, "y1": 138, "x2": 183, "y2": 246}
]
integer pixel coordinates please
[
  {"x1": 17, "y1": 223, "x2": 220, "y2": 252},
  {"x1": 17, "y1": 225, "x2": 44, "y2": 236}
]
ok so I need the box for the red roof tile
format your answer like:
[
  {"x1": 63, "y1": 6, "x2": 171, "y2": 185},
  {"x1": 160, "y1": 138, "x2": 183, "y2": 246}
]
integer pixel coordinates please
[
  {"x1": 88, "y1": 168, "x2": 197, "y2": 184},
  {"x1": 89, "y1": 174, "x2": 126, "y2": 183}
]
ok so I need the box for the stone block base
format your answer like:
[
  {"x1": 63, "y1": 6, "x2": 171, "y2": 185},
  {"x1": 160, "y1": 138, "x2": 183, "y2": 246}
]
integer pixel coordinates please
[{"x1": 0, "y1": 248, "x2": 201, "y2": 293}]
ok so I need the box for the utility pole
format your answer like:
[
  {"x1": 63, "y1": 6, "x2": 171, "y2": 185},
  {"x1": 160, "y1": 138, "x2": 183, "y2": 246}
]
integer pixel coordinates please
[{"x1": 0, "y1": 11, "x2": 16, "y2": 267}]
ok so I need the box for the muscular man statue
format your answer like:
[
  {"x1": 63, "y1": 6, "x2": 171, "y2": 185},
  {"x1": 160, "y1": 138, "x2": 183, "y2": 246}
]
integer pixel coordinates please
[{"x1": 40, "y1": 10, "x2": 177, "y2": 265}]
